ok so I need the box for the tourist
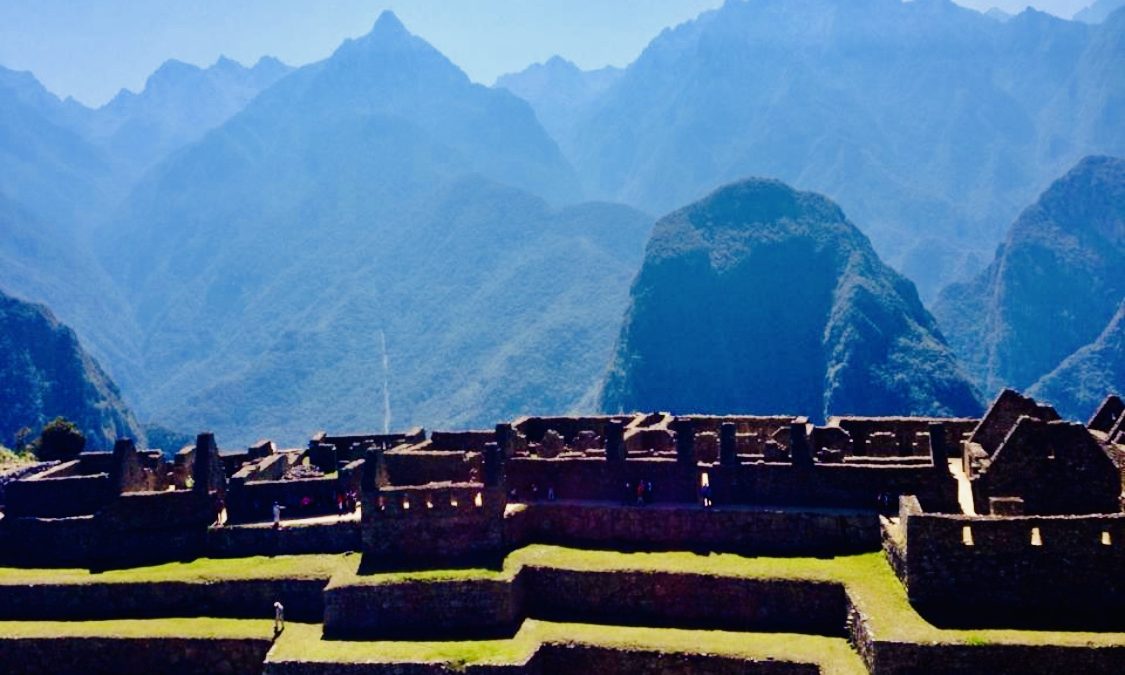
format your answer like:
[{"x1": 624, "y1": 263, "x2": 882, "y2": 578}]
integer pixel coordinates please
[
  {"x1": 272, "y1": 501, "x2": 282, "y2": 528},
  {"x1": 636, "y1": 480, "x2": 646, "y2": 505},
  {"x1": 273, "y1": 600, "x2": 285, "y2": 635},
  {"x1": 623, "y1": 481, "x2": 632, "y2": 505},
  {"x1": 645, "y1": 480, "x2": 654, "y2": 504},
  {"x1": 547, "y1": 485, "x2": 556, "y2": 501}
]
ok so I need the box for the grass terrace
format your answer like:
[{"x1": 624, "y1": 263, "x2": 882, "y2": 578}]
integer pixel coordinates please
[
  {"x1": 268, "y1": 619, "x2": 868, "y2": 675},
  {"x1": 0, "y1": 553, "x2": 353, "y2": 585}
]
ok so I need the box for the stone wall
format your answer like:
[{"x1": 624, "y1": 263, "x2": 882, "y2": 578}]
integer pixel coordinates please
[
  {"x1": 0, "y1": 578, "x2": 327, "y2": 622},
  {"x1": 324, "y1": 562, "x2": 846, "y2": 640},
  {"x1": 384, "y1": 449, "x2": 479, "y2": 486},
  {"x1": 513, "y1": 501, "x2": 878, "y2": 555},
  {"x1": 363, "y1": 485, "x2": 506, "y2": 565},
  {"x1": 0, "y1": 636, "x2": 271, "y2": 675},
  {"x1": 505, "y1": 456, "x2": 958, "y2": 512},
  {"x1": 206, "y1": 521, "x2": 361, "y2": 558},
  {"x1": 896, "y1": 502, "x2": 1125, "y2": 626},
  {"x1": 4, "y1": 470, "x2": 113, "y2": 518}
]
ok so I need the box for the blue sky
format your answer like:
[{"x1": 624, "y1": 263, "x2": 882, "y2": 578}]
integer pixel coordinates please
[{"x1": 0, "y1": 0, "x2": 1096, "y2": 107}]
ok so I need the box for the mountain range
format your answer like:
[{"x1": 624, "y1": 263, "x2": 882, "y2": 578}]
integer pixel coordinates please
[
  {"x1": 90, "y1": 12, "x2": 647, "y2": 444},
  {"x1": 510, "y1": 0, "x2": 1125, "y2": 299},
  {"x1": 0, "y1": 4, "x2": 1121, "y2": 444}
]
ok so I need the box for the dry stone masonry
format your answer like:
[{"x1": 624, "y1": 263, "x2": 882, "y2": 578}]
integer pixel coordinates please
[{"x1": 1, "y1": 389, "x2": 1124, "y2": 673}]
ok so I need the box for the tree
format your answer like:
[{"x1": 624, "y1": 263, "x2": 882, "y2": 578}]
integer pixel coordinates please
[{"x1": 34, "y1": 417, "x2": 85, "y2": 461}]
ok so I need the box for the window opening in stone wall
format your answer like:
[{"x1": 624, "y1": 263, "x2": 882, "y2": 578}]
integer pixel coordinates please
[
  {"x1": 425, "y1": 494, "x2": 434, "y2": 509},
  {"x1": 1030, "y1": 527, "x2": 1042, "y2": 546},
  {"x1": 450, "y1": 495, "x2": 459, "y2": 508},
  {"x1": 474, "y1": 492, "x2": 483, "y2": 508},
  {"x1": 402, "y1": 496, "x2": 411, "y2": 510},
  {"x1": 1102, "y1": 531, "x2": 1113, "y2": 546},
  {"x1": 962, "y1": 525, "x2": 974, "y2": 546}
]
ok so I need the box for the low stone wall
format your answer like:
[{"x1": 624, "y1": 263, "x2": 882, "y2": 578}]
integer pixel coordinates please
[
  {"x1": 0, "y1": 462, "x2": 56, "y2": 506},
  {"x1": 324, "y1": 576, "x2": 521, "y2": 638},
  {"x1": 384, "y1": 450, "x2": 478, "y2": 486},
  {"x1": 207, "y1": 521, "x2": 361, "y2": 558},
  {"x1": 0, "y1": 578, "x2": 327, "y2": 622},
  {"x1": 0, "y1": 636, "x2": 271, "y2": 675},
  {"x1": 512, "y1": 501, "x2": 879, "y2": 556},
  {"x1": 537, "y1": 644, "x2": 817, "y2": 675},
  {"x1": 847, "y1": 600, "x2": 1125, "y2": 675},
  {"x1": 524, "y1": 567, "x2": 845, "y2": 635},
  {"x1": 324, "y1": 563, "x2": 846, "y2": 639},
  {"x1": 229, "y1": 476, "x2": 340, "y2": 523},
  {"x1": 265, "y1": 644, "x2": 813, "y2": 675},
  {"x1": 4, "y1": 471, "x2": 113, "y2": 518},
  {"x1": 899, "y1": 507, "x2": 1125, "y2": 626},
  {"x1": 0, "y1": 515, "x2": 101, "y2": 567},
  {"x1": 505, "y1": 457, "x2": 958, "y2": 512}
]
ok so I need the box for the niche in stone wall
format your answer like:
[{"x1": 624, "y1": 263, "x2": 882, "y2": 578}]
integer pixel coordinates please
[{"x1": 962, "y1": 525, "x2": 974, "y2": 546}]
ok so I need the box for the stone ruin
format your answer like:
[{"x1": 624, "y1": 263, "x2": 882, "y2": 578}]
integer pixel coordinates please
[{"x1": 0, "y1": 389, "x2": 1123, "y2": 627}]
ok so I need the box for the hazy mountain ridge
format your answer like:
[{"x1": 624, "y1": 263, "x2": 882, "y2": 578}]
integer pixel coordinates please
[
  {"x1": 1075, "y1": 0, "x2": 1125, "y2": 24},
  {"x1": 933, "y1": 155, "x2": 1125, "y2": 418},
  {"x1": 495, "y1": 56, "x2": 622, "y2": 150},
  {"x1": 555, "y1": 0, "x2": 1121, "y2": 299},
  {"x1": 600, "y1": 178, "x2": 982, "y2": 420},
  {"x1": 81, "y1": 55, "x2": 293, "y2": 182},
  {"x1": 96, "y1": 12, "x2": 646, "y2": 444},
  {"x1": 0, "y1": 289, "x2": 142, "y2": 450}
]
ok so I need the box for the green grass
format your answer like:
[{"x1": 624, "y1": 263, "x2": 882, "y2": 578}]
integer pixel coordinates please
[
  {"x1": 0, "y1": 617, "x2": 274, "y2": 640},
  {"x1": 0, "y1": 553, "x2": 354, "y2": 585},
  {"x1": 268, "y1": 620, "x2": 867, "y2": 675}
]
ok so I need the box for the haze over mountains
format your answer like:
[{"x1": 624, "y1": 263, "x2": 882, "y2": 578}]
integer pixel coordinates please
[
  {"x1": 0, "y1": 3, "x2": 1121, "y2": 445},
  {"x1": 94, "y1": 12, "x2": 647, "y2": 444},
  {"x1": 600, "y1": 179, "x2": 982, "y2": 420},
  {"x1": 509, "y1": 0, "x2": 1125, "y2": 299}
]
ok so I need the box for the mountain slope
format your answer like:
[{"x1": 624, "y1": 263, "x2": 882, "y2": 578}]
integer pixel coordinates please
[
  {"x1": 933, "y1": 155, "x2": 1125, "y2": 409},
  {"x1": 1030, "y1": 301, "x2": 1125, "y2": 417},
  {"x1": 99, "y1": 12, "x2": 638, "y2": 444},
  {"x1": 0, "y1": 289, "x2": 142, "y2": 450},
  {"x1": 0, "y1": 66, "x2": 109, "y2": 226},
  {"x1": 1075, "y1": 0, "x2": 1125, "y2": 24},
  {"x1": 495, "y1": 56, "x2": 622, "y2": 150},
  {"x1": 83, "y1": 55, "x2": 292, "y2": 182},
  {"x1": 562, "y1": 0, "x2": 1120, "y2": 298},
  {"x1": 599, "y1": 178, "x2": 982, "y2": 419}
]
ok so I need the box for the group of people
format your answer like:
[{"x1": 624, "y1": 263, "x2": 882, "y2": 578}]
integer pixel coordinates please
[
  {"x1": 509, "y1": 484, "x2": 558, "y2": 502},
  {"x1": 335, "y1": 490, "x2": 359, "y2": 515}
]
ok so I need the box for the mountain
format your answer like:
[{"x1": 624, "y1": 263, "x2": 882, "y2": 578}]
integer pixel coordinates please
[
  {"x1": 1030, "y1": 301, "x2": 1125, "y2": 417},
  {"x1": 1074, "y1": 0, "x2": 1125, "y2": 24},
  {"x1": 98, "y1": 12, "x2": 642, "y2": 445},
  {"x1": 0, "y1": 289, "x2": 142, "y2": 450},
  {"x1": 559, "y1": 0, "x2": 1122, "y2": 299},
  {"x1": 599, "y1": 178, "x2": 982, "y2": 420},
  {"x1": 0, "y1": 66, "x2": 109, "y2": 226},
  {"x1": 495, "y1": 56, "x2": 622, "y2": 150},
  {"x1": 82, "y1": 55, "x2": 292, "y2": 182},
  {"x1": 985, "y1": 8, "x2": 1013, "y2": 22},
  {"x1": 933, "y1": 156, "x2": 1125, "y2": 416}
]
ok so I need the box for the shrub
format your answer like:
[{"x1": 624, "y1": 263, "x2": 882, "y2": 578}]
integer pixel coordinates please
[{"x1": 33, "y1": 417, "x2": 86, "y2": 461}]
